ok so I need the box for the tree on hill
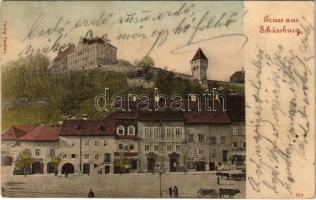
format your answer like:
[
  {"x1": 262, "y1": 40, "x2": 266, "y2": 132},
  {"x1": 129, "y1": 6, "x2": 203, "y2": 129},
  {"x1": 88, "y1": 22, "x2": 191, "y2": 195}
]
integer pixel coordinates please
[
  {"x1": 134, "y1": 56, "x2": 155, "y2": 67},
  {"x1": 15, "y1": 150, "x2": 33, "y2": 176}
]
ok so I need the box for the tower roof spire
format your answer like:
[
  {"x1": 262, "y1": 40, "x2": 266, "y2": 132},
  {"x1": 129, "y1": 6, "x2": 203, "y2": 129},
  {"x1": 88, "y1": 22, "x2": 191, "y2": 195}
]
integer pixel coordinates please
[{"x1": 191, "y1": 48, "x2": 208, "y2": 62}]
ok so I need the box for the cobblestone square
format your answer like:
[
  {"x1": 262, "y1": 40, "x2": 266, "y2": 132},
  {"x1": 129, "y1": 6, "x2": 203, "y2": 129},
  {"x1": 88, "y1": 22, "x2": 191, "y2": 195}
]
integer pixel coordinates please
[{"x1": 2, "y1": 172, "x2": 245, "y2": 198}]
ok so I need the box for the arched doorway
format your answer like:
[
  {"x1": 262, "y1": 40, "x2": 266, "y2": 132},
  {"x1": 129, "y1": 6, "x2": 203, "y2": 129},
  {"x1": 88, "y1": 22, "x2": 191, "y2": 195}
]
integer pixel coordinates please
[
  {"x1": 32, "y1": 161, "x2": 43, "y2": 174},
  {"x1": 47, "y1": 162, "x2": 56, "y2": 174},
  {"x1": 169, "y1": 152, "x2": 180, "y2": 172},
  {"x1": 147, "y1": 152, "x2": 157, "y2": 172},
  {"x1": 104, "y1": 165, "x2": 110, "y2": 174},
  {"x1": 61, "y1": 163, "x2": 74, "y2": 174},
  {"x1": 83, "y1": 163, "x2": 90, "y2": 174}
]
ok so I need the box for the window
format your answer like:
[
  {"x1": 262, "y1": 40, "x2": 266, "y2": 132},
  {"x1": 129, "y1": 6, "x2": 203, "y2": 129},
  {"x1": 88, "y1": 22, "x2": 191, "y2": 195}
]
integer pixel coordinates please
[
  {"x1": 175, "y1": 128, "x2": 181, "y2": 139},
  {"x1": 233, "y1": 127, "x2": 238, "y2": 135},
  {"x1": 95, "y1": 154, "x2": 99, "y2": 160},
  {"x1": 220, "y1": 136, "x2": 225, "y2": 144},
  {"x1": 243, "y1": 142, "x2": 246, "y2": 147},
  {"x1": 95, "y1": 140, "x2": 99, "y2": 146},
  {"x1": 85, "y1": 140, "x2": 89, "y2": 146},
  {"x1": 63, "y1": 154, "x2": 67, "y2": 159},
  {"x1": 241, "y1": 127, "x2": 246, "y2": 135},
  {"x1": 145, "y1": 145, "x2": 149, "y2": 151},
  {"x1": 198, "y1": 134, "x2": 204, "y2": 142},
  {"x1": 103, "y1": 140, "x2": 107, "y2": 146},
  {"x1": 35, "y1": 149, "x2": 40, "y2": 156},
  {"x1": 176, "y1": 144, "x2": 181, "y2": 151},
  {"x1": 71, "y1": 140, "x2": 76, "y2": 146},
  {"x1": 117, "y1": 125, "x2": 125, "y2": 135},
  {"x1": 154, "y1": 145, "x2": 159, "y2": 151},
  {"x1": 119, "y1": 144, "x2": 123, "y2": 150},
  {"x1": 211, "y1": 150, "x2": 216, "y2": 158},
  {"x1": 104, "y1": 153, "x2": 111, "y2": 163},
  {"x1": 71, "y1": 154, "x2": 76, "y2": 158},
  {"x1": 145, "y1": 127, "x2": 151, "y2": 138},
  {"x1": 129, "y1": 144, "x2": 134, "y2": 150},
  {"x1": 167, "y1": 144, "x2": 173, "y2": 151},
  {"x1": 166, "y1": 128, "x2": 172, "y2": 139},
  {"x1": 85, "y1": 154, "x2": 89, "y2": 159},
  {"x1": 127, "y1": 125, "x2": 135, "y2": 135},
  {"x1": 49, "y1": 149, "x2": 55, "y2": 156},
  {"x1": 233, "y1": 142, "x2": 238, "y2": 147},
  {"x1": 188, "y1": 134, "x2": 194, "y2": 143},
  {"x1": 124, "y1": 146, "x2": 128, "y2": 151},
  {"x1": 210, "y1": 137, "x2": 216, "y2": 145},
  {"x1": 198, "y1": 148, "x2": 203, "y2": 155},
  {"x1": 153, "y1": 127, "x2": 160, "y2": 139}
]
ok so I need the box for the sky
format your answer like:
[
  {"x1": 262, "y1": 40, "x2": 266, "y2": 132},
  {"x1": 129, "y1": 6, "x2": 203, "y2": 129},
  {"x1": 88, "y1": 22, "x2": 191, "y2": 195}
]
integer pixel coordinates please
[{"x1": 1, "y1": 1, "x2": 245, "y2": 81}]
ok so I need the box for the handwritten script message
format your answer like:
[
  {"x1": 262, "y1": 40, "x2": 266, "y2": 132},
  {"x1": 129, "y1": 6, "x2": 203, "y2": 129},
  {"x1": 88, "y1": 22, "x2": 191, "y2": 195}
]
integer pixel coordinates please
[
  {"x1": 247, "y1": 16, "x2": 314, "y2": 196},
  {"x1": 18, "y1": 3, "x2": 247, "y2": 57}
]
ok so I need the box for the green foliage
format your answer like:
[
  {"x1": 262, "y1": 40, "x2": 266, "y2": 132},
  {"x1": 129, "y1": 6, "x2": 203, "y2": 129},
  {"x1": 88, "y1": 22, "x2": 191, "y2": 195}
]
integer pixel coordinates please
[
  {"x1": 155, "y1": 70, "x2": 204, "y2": 95},
  {"x1": 134, "y1": 56, "x2": 155, "y2": 67},
  {"x1": 2, "y1": 55, "x2": 130, "y2": 128},
  {"x1": 117, "y1": 59, "x2": 132, "y2": 66},
  {"x1": 2, "y1": 54, "x2": 244, "y2": 129},
  {"x1": 49, "y1": 155, "x2": 61, "y2": 169},
  {"x1": 15, "y1": 150, "x2": 33, "y2": 176},
  {"x1": 2, "y1": 105, "x2": 50, "y2": 131}
]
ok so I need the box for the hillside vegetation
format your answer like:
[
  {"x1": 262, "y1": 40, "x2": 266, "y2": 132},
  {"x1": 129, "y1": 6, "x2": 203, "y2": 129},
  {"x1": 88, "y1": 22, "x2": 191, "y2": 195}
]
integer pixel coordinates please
[{"x1": 1, "y1": 55, "x2": 244, "y2": 131}]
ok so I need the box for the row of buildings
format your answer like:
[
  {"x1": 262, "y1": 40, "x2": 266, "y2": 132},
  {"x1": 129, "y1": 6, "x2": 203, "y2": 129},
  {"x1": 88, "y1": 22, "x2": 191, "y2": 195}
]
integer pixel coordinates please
[{"x1": 1, "y1": 96, "x2": 245, "y2": 175}]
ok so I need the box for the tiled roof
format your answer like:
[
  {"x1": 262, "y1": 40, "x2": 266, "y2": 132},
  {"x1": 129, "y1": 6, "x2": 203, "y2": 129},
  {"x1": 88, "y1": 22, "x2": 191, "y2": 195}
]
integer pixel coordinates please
[
  {"x1": 60, "y1": 113, "x2": 115, "y2": 136},
  {"x1": 19, "y1": 126, "x2": 60, "y2": 141},
  {"x1": 1, "y1": 125, "x2": 36, "y2": 141},
  {"x1": 225, "y1": 95, "x2": 245, "y2": 121},
  {"x1": 182, "y1": 101, "x2": 231, "y2": 124},
  {"x1": 53, "y1": 45, "x2": 74, "y2": 62},
  {"x1": 191, "y1": 48, "x2": 208, "y2": 62},
  {"x1": 138, "y1": 111, "x2": 183, "y2": 121}
]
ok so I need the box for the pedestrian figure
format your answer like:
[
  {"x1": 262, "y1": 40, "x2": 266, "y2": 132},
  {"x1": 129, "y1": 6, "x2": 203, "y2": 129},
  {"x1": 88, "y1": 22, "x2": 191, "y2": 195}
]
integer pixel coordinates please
[
  {"x1": 88, "y1": 188, "x2": 95, "y2": 198},
  {"x1": 1, "y1": 187, "x2": 6, "y2": 197},
  {"x1": 173, "y1": 186, "x2": 178, "y2": 198},
  {"x1": 65, "y1": 171, "x2": 68, "y2": 178},
  {"x1": 217, "y1": 176, "x2": 220, "y2": 185},
  {"x1": 168, "y1": 187, "x2": 173, "y2": 198},
  {"x1": 54, "y1": 168, "x2": 58, "y2": 176}
]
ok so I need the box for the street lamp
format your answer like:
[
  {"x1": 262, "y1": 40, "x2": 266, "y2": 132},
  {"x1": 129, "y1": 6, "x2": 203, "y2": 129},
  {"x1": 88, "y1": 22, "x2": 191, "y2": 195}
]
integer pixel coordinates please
[
  {"x1": 157, "y1": 158, "x2": 165, "y2": 198},
  {"x1": 159, "y1": 168, "x2": 163, "y2": 198}
]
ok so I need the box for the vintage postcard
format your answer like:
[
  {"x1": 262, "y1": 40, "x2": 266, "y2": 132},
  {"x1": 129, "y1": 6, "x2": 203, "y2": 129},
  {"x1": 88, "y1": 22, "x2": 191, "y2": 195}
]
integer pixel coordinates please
[{"x1": 0, "y1": 0, "x2": 314, "y2": 199}]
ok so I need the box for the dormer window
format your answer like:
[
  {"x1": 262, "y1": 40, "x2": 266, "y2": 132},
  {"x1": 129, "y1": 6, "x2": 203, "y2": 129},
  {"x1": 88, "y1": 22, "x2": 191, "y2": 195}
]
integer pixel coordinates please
[
  {"x1": 73, "y1": 124, "x2": 80, "y2": 130},
  {"x1": 116, "y1": 125, "x2": 125, "y2": 135},
  {"x1": 127, "y1": 125, "x2": 136, "y2": 135},
  {"x1": 96, "y1": 125, "x2": 105, "y2": 131}
]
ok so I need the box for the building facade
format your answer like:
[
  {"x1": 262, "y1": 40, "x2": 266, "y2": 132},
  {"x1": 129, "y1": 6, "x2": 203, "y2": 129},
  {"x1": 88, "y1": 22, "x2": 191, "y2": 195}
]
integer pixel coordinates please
[
  {"x1": 67, "y1": 36, "x2": 117, "y2": 70},
  {"x1": 1, "y1": 97, "x2": 245, "y2": 175},
  {"x1": 137, "y1": 111, "x2": 185, "y2": 173}
]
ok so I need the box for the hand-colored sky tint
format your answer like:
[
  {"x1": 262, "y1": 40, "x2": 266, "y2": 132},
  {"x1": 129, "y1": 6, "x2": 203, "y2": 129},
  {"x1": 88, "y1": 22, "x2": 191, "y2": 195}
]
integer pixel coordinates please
[{"x1": 1, "y1": 1, "x2": 245, "y2": 81}]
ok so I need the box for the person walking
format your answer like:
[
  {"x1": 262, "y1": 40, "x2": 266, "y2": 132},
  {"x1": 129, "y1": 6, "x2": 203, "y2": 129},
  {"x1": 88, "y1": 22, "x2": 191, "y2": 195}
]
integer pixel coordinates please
[
  {"x1": 173, "y1": 186, "x2": 178, "y2": 198},
  {"x1": 1, "y1": 187, "x2": 6, "y2": 197},
  {"x1": 168, "y1": 187, "x2": 173, "y2": 198},
  {"x1": 217, "y1": 176, "x2": 220, "y2": 185},
  {"x1": 88, "y1": 188, "x2": 95, "y2": 198}
]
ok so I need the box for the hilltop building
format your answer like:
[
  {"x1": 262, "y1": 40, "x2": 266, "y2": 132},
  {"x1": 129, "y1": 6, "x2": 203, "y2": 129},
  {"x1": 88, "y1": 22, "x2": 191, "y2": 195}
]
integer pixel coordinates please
[
  {"x1": 190, "y1": 48, "x2": 208, "y2": 88},
  {"x1": 127, "y1": 48, "x2": 210, "y2": 89},
  {"x1": 230, "y1": 68, "x2": 245, "y2": 83},
  {"x1": 50, "y1": 35, "x2": 117, "y2": 72}
]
